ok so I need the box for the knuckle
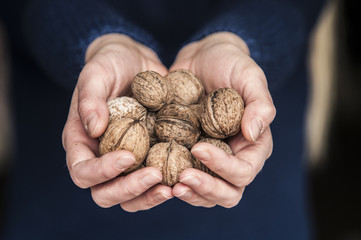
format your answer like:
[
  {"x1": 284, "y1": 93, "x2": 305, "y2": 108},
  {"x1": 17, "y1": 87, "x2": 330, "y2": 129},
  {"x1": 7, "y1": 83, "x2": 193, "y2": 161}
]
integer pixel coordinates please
[
  {"x1": 97, "y1": 158, "x2": 116, "y2": 181},
  {"x1": 78, "y1": 96, "x2": 94, "y2": 116},
  {"x1": 143, "y1": 194, "x2": 159, "y2": 209},
  {"x1": 222, "y1": 201, "x2": 237, "y2": 209},
  {"x1": 121, "y1": 180, "x2": 140, "y2": 199},
  {"x1": 120, "y1": 203, "x2": 138, "y2": 213},
  {"x1": 244, "y1": 175, "x2": 255, "y2": 186},
  {"x1": 233, "y1": 178, "x2": 245, "y2": 188},
  {"x1": 243, "y1": 63, "x2": 265, "y2": 80},
  {"x1": 91, "y1": 189, "x2": 112, "y2": 208},
  {"x1": 222, "y1": 195, "x2": 243, "y2": 208},
  {"x1": 235, "y1": 175, "x2": 253, "y2": 188},
  {"x1": 204, "y1": 203, "x2": 217, "y2": 208},
  {"x1": 100, "y1": 168, "x2": 114, "y2": 182},
  {"x1": 233, "y1": 160, "x2": 254, "y2": 187},
  {"x1": 199, "y1": 181, "x2": 214, "y2": 196},
  {"x1": 264, "y1": 103, "x2": 277, "y2": 121},
  {"x1": 211, "y1": 161, "x2": 227, "y2": 175},
  {"x1": 267, "y1": 144, "x2": 273, "y2": 159},
  {"x1": 70, "y1": 174, "x2": 88, "y2": 189},
  {"x1": 234, "y1": 174, "x2": 252, "y2": 188}
]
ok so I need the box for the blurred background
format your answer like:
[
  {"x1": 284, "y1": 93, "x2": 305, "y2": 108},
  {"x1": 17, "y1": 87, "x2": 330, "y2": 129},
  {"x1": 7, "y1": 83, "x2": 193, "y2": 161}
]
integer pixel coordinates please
[
  {"x1": 0, "y1": 0, "x2": 360, "y2": 239},
  {"x1": 307, "y1": 0, "x2": 361, "y2": 239}
]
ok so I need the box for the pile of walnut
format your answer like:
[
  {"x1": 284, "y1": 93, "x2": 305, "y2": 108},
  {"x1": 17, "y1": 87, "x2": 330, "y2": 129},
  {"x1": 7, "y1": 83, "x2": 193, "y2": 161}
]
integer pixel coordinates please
[{"x1": 98, "y1": 69, "x2": 244, "y2": 186}]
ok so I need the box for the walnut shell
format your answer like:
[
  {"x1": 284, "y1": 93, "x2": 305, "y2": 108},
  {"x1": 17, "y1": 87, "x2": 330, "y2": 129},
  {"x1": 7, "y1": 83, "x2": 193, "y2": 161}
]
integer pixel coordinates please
[
  {"x1": 189, "y1": 103, "x2": 202, "y2": 122},
  {"x1": 165, "y1": 69, "x2": 204, "y2": 106},
  {"x1": 99, "y1": 118, "x2": 150, "y2": 173},
  {"x1": 155, "y1": 104, "x2": 201, "y2": 148},
  {"x1": 193, "y1": 138, "x2": 233, "y2": 178},
  {"x1": 107, "y1": 96, "x2": 147, "y2": 122},
  {"x1": 146, "y1": 141, "x2": 193, "y2": 186},
  {"x1": 132, "y1": 71, "x2": 173, "y2": 111},
  {"x1": 201, "y1": 88, "x2": 244, "y2": 138},
  {"x1": 145, "y1": 111, "x2": 157, "y2": 147}
]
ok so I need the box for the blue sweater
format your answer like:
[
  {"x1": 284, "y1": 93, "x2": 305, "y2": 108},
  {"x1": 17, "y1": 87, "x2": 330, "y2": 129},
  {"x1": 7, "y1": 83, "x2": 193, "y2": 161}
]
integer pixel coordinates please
[{"x1": 1, "y1": 0, "x2": 325, "y2": 239}]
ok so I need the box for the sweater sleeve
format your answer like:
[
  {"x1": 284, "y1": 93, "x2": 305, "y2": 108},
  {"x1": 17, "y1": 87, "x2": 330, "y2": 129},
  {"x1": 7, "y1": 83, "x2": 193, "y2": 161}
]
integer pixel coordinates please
[
  {"x1": 22, "y1": 0, "x2": 161, "y2": 90},
  {"x1": 186, "y1": 0, "x2": 325, "y2": 92}
]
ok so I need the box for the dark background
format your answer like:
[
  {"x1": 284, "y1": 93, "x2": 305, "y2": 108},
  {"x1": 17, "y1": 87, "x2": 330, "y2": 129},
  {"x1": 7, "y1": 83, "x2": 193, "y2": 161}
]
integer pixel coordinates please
[{"x1": 310, "y1": 0, "x2": 361, "y2": 239}]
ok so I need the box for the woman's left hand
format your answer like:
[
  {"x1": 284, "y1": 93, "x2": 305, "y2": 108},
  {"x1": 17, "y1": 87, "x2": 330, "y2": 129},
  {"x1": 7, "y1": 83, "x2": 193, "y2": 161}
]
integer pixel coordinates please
[{"x1": 170, "y1": 32, "x2": 276, "y2": 208}]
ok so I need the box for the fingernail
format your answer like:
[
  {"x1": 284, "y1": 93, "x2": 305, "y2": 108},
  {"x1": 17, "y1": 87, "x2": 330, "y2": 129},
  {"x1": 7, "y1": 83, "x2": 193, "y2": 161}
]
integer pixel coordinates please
[
  {"x1": 155, "y1": 192, "x2": 173, "y2": 201},
  {"x1": 141, "y1": 174, "x2": 162, "y2": 188},
  {"x1": 191, "y1": 147, "x2": 210, "y2": 161},
  {"x1": 115, "y1": 155, "x2": 135, "y2": 171},
  {"x1": 249, "y1": 118, "x2": 263, "y2": 142},
  {"x1": 176, "y1": 191, "x2": 192, "y2": 200},
  {"x1": 86, "y1": 113, "x2": 99, "y2": 136},
  {"x1": 180, "y1": 175, "x2": 201, "y2": 187}
]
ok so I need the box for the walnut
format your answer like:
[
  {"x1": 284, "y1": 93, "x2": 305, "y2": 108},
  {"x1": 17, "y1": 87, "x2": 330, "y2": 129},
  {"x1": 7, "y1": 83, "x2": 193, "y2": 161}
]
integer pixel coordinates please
[
  {"x1": 193, "y1": 138, "x2": 233, "y2": 178},
  {"x1": 99, "y1": 118, "x2": 150, "y2": 173},
  {"x1": 131, "y1": 71, "x2": 173, "y2": 111},
  {"x1": 165, "y1": 69, "x2": 204, "y2": 106},
  {"x1": 189, "y1": 103, "x2": 202, "y2": 122},
  {"x1": 146, "y1": 140, "x2": 193, "y2": 186},
  {"x1": 200, "y1": 88, "x2": 244, "y2": 138},
  {"x1": 107, "y1": 96, "x2": 146, "y2": 122},
  {"x1": 154, "y1": 104, "x2": 201, "y2": 148},
  {"x1": 145, "y1": 111, "x2": 157, "y2": 147}
]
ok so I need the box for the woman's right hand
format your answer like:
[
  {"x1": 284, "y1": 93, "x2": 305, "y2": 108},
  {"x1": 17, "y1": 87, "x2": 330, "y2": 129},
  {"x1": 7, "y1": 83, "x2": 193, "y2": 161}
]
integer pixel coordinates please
[{"x1": 62, "y1": 34, "x2": 173, "y2": 212}]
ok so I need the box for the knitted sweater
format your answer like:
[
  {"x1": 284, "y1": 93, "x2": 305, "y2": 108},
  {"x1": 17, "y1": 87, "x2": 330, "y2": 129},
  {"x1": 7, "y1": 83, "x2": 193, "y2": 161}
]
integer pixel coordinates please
[{"x1": 0, "y1": 0, "x2": 325, "y2": 239}]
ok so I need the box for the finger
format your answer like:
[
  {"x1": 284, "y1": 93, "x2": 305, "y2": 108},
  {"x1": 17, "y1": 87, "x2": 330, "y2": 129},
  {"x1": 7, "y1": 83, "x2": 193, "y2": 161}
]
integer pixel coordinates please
[
  {"x1": 191, "y1": 131, "x2": 271, "y2": 188},
  {"x1": 231, "y1": 63, "x2": 276, "y2": 142},
  {"x1": 63, "y1": 92, "x2": 136, "y2": 189},
  {"x1": 228, "y1": 127, "x2": 274, "y2": 160},
  {"x1": 62, "y1": 90, "x2": 99, "y2": 154},
  {"x1": 178, "y1": 169, "x2": 244, "y2": 208},
  {"x1": 90, "y1": 167, "x2": 162, "y2": 208},
  {"x1": 77, "y1": 61, "x2": 113, "y2": 138},
  {"x1": 67, "y1": 146, "x2": 136, "y2": 189},
  {"x1": 77, "y1": 57, "x2": 168, "y2": 138},
  {"x1": 120, "y1": 184, "x2": 173, "y2": 212},
  {"x1": 173, "y1": 183, "x2": 216, "y2": 208}
]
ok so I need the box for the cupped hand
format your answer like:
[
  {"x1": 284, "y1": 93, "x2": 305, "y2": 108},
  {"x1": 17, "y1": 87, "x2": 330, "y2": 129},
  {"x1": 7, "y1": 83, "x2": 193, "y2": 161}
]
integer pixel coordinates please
[
  {"x1": 171, "y1": 32, "x2": 276, "y2": 208},
  {"x1": 62, "y1": 34, "x2": 172, "y2": 212}
]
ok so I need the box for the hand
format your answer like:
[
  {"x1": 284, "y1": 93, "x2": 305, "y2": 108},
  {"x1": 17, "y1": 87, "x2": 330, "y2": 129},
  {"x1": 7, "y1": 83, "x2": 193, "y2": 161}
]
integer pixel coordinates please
[
  {"x1": 62, "y1": 34, "x2": 173, "y2": 212},
  {"x1": 171, "y1": 32, "x2": 276, "y2": 208}
]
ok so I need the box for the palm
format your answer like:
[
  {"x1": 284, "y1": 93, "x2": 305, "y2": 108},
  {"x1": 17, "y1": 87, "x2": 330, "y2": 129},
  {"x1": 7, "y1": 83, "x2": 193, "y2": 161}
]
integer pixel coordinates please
[
  {"x1": 63, "y1": 34, "x2": 172, "y2": 212},
  {"x1": 170, "y1": 32, "x2": 275, "y2": 208}
]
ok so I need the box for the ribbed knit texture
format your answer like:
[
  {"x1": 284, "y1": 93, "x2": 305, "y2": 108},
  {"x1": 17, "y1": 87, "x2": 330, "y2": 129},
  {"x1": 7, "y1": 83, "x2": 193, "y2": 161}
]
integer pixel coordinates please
[
  {"x1": 23, "y1": 0, "x2": 160, "y2": 89},
  {"x1": 21, "y1": 0, "x2": 321, "y2": 92},
  {"x1": 186, "y1": 0, "x2": 306, "y2": 91}
]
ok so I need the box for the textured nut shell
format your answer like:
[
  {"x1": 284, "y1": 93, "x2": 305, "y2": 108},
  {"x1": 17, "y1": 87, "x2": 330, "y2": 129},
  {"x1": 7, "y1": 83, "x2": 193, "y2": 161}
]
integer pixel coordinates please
[
  {"x1": 201, "y1": 88, "x2": 244, "y2": 138},
  {"x1": 198, "y1": 138, "x2": 233, "y2": 154},
  {"x1": 132, "y1": 71, "x2": 173, "y2": 111},
  {"x1": 193, "y1": 138, "x2": 232, "y2": 178},
  {"x1": 189, "y1": 103, "x2": 202, "y2": 122},
  {"x1": 146, "y1": 111, "x2": 157, "y2": 146},
  {"x1": 107, "y1": 96, "x2": 147, "y2": 122},
  {"x1": 146, "y1": 141, "x2": 193, "y2": 186},
  {"x1": 99, "y1": 118, "x2": 150, "y2": 173},
  {"x1": 165, "y1": 69, "x2": 204, "y2": 105},
  {"x1": 155, "y1": 104, "x2": 200, "y2": 148}
]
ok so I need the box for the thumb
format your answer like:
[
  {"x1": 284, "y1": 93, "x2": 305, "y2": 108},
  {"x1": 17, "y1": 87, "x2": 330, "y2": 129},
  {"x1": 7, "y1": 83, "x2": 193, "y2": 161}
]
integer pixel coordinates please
[
  {"x1": 241, "y1": 98, "x2": 276, "y2": 142},
  {"x1": 77, "y1": 61, "x2": 111, "y2": 138},
  {"x1": 233, "y1": 69, "x2": 276, "y2": 142}
]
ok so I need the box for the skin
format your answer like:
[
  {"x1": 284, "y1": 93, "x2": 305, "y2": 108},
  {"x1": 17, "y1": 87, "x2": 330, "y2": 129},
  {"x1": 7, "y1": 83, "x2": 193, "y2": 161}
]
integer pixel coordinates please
[{"x1": 62, "y1": 32, "x2": 276, "y2": 212}]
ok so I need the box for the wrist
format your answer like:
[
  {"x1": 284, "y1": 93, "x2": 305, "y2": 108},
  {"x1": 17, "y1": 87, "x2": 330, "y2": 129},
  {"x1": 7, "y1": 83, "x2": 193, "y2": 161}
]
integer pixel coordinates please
[
  {"x1": 85, "y1": 33, "x2": 160, "y2": 66},
  {"x1": 198, "y1": 32, "x2": 250, "y2": 56},
  {"x1": 85, "y1": 34, "x2": 131, "y2": 62}
]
